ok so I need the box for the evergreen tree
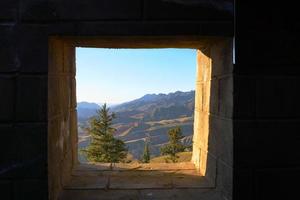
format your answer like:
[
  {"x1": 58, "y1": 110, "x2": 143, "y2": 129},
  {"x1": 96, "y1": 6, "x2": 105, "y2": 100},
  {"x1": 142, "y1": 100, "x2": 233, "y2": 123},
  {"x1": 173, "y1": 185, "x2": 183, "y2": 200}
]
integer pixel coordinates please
[
  {"x1": 82, "y1": 104, "x2": 127, "y2": 167},
  {"x1": 141, "y1": 140, "x2": 150, "y2": 163},
  {"x1": 160, "y1": 127, "x2": 185, "y2": 163}
]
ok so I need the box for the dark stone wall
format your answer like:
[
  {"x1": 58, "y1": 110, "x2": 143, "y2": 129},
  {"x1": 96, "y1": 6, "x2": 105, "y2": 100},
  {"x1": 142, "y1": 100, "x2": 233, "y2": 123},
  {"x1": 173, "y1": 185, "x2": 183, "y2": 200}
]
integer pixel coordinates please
[
  {"x1": 0, "y1": 1, "x2": 232, "y2": 199},
  {"x1": 2, "y1": 0, "x2": 299, "y2": 200},
  {"x1": 234, "y1": 1, "x2": 300, "y2": 200}
]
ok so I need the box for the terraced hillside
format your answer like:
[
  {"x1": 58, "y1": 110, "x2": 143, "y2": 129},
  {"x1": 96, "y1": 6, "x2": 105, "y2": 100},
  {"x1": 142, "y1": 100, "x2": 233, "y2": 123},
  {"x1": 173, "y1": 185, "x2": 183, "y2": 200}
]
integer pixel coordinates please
[{"x1": 77, "y1": 90, "x2": 195, "y2": 162}]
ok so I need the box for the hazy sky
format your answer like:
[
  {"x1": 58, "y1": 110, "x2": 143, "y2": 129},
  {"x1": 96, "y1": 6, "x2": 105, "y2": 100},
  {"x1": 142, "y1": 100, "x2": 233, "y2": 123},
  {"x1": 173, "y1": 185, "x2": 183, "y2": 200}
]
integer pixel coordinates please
[{"x1": 76, "y1": 48, "x2": 197, "y2": 104}]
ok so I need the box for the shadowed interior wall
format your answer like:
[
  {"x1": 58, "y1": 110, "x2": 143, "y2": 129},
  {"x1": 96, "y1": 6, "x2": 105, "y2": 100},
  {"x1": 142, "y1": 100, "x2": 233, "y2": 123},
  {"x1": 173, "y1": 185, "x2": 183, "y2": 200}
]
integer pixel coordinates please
[
  {"x1": 234, "y1": 2, "x2": 300, "y2": 200},
  {"x1": 1, "y1": 0, "x2": 300, "y2": 199}
]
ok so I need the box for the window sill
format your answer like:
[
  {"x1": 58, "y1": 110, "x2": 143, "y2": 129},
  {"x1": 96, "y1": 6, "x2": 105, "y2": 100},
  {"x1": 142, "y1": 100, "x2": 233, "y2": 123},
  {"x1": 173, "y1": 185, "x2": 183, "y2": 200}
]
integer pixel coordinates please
[{"x1": 63, "y1": 162, "x2": 214, "y2": 190}]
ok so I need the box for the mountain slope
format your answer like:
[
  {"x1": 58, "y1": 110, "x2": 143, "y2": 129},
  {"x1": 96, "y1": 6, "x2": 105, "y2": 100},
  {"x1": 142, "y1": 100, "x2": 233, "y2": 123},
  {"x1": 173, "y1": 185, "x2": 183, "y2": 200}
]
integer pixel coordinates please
[
  {"x1": 77, "y1": 102, "x2": 100, "y2": 122},
  {"x1": 77, "y1": 90, "x2": 195, "y2": 161}
]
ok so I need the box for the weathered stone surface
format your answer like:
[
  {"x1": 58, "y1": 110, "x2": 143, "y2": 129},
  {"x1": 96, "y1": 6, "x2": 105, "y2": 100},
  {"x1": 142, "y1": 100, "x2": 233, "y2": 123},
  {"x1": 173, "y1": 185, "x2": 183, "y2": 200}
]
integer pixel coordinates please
[
  {"x1": 233, "y1": 76, "x2": 256, "y2": 118},
  {"x1": 209, "y1": 116, "x2": 233, "y2": 165},
  {"x1": 237, "y1": 35, "x2": 300, "y2": 65},
  {"x1": 72, "y1": 21, "x2": 233, "y2": 37},
  {"x1": 172, "y1": 173, "x2": 210, "y2": 188},
  {"x1": 0, "y1": 181, "x2": 12, "y2": 200},
  {"x1": 21, "y1": 0, "x2": 142, "y2": 21},
  {"x1": 200, "y1": 152, "x2": 217, "y2": 186},
  {"x1": 144, "y1": 0, "x2": 233, "y2": 21},
  {"x1": 59, "y1": 189, "x2": 140, "y2": 200},
  {"x1": 210, "y1": 79, "x2": 219, "y2": 115},
  {"x1": 17, "y1": 25, "x2": 49, "y2": 73},
  {"x1": 256, "y1": 77, "x2": 300, "y2": 118},
  {"x1": 60, "y1": 188, "x2": 221, "y2": 200},
  {"x1": 64, "y1": 175, "x2": 109, "y2": 189},
  {"x1": 254, "y1": 168, "x2": 300, "y2": 200},
  {"x1": 65, "y1": 164, "x2": 211, "y2": 191},
  {"x1": 109, "y1": 173, "x2": 173, "y2": 189},
  {"x1": 219, "y1": 76, "x2": 233, "y2": 118},
  {"x1": 13, "y1": 179, "x2": 48, "y2": 200},
  {"x1": 16, "y1": 76, "x2": 47, "y2": 122},
  {"x1": 0, "y1": 125, "x2": 21, "y2": 178},
  {"x1": 234, "y1": 120, "x2": 300, "y2": 167},
  {"x1": 140, "y1": 189, "x2": 222, "y2": 200},
  {"x1": 216, "y1": 161, "x2": 232, "y2": 197},
  {"x1": 0, "y1": 1, "x2": 18, "y2": 20},
  {"x1": 15, "y1": 123, "x2": 47, "y2": 178},
  {"x1": 0, "y1": 26, "x2": 19, "y2": 72},
  {"x1": 211, "y1": 39, "x2": 233, "y2": 77},
  {"x1": 0, "y1": 76, "x2": 15, "y2": 121},
  {"x1": 233, "y1": 168, "x2": 254, "y2": 200}
]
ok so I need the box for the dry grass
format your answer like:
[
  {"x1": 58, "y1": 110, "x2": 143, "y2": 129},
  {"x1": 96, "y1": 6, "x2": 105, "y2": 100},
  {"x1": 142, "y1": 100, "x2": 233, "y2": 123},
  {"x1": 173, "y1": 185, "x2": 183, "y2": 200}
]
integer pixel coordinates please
[{"x1": 150, "y1": 152, "x2": 192, "y2": 163}]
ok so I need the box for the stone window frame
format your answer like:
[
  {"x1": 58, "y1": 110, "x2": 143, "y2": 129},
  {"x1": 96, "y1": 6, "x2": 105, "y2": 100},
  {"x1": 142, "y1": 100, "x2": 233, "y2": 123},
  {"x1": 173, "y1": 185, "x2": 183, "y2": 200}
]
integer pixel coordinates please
[{"x1": 48, "y1": 36, "x2": 233, "y2": 199}]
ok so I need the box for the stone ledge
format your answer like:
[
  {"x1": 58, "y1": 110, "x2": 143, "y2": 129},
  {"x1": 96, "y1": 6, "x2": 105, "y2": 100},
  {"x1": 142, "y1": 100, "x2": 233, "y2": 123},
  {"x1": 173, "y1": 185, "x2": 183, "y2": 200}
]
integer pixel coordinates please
[{"x1": 63, "y1": 163, "x2": 213, "y2": 190}]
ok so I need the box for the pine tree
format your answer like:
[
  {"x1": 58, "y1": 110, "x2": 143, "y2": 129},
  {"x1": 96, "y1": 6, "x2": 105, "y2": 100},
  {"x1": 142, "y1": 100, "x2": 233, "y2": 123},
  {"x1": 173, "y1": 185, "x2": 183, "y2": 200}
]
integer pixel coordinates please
[
  {"x1": 141, "y1": 140, "x2": 150, "y2": 163},
  {"x1": 160, "y1": 127, "x2": 185, "y2": 163},
  {"x1": 82, "y1": 104, "x2": 127, "y2": 167}
]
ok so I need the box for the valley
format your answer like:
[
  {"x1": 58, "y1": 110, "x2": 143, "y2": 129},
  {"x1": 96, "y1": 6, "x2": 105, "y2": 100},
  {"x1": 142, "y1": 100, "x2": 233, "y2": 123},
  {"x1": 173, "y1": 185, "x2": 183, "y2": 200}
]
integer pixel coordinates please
[{"x1": 77, "y1": 90, "x2": 195, "y2": 163}]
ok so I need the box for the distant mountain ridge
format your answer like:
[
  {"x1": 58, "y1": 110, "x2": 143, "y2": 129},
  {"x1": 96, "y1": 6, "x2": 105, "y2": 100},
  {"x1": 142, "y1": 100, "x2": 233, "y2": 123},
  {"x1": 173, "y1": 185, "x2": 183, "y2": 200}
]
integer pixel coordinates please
[
  {"x1": 112, "y1": 90, "x2": 194, "y2": 112},
  {"x1": 77, "y1": 102, "x2": 100, "y2": 122},
  {"x1": 78, "y1": 101, "x2": 101, "y2": 109},
  {"x1": 77, "y1": 90, "x2": 195, "y2": 162}
]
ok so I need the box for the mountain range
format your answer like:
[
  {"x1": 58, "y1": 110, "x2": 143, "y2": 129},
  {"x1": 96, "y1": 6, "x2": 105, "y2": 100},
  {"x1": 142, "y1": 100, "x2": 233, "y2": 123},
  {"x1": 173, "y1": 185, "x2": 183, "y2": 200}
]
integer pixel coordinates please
[{"x1": 77, "y1": 90, "x2": 195, "y2": 162}]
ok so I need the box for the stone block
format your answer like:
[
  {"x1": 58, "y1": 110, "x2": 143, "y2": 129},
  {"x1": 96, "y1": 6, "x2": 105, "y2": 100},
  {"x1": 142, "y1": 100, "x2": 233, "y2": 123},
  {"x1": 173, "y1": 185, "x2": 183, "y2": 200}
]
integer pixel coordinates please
[
  {"x1": 233, "y1": 76, "x2": 256, "y2": 118},
  {"x1": 194, "y1": 113, "x2": 209, "y2": 150},
  {"x1": 208, "y1": 115, "x2": 233, "y2": 165},
  {"x1": 59, "y1": 189, "x2": 139, "y2": 200},
  {"x1": 140, "y1": 189, "x2": 220, "y2": 200},
  {"x1": 0, "y1": 125, "x2": 23, "y2": 178},
  {"x1": 236, "y1": 35, "x2": 300, "y2": 65},
  {"x1": 48, "y1": 76, "x2": 61, "y2": 118},
  {"x1": 63, "y1": 43, "x2": 75, "y2": 74},
  {"x1": 48, "y1": 38, "x2": 64, "y2": 75},
  {"x1": 0, "y1": 25, "x2": 19, "y2": 72},
  {"x1": 0, "y1": 76, "x2": 15, "y2": 121},
  {"x1": 110, "y1": 173, "x2": 173, "y2": 189},
  {"x1": 14, "y1": 179, "x2": 48, "y2": 200},
  {"x1": 0, "y1": 1, "x2": 18, "y2": 20},
  {"x1": 0, "y1": 181, "x2": 12, "y2": 200},
  {"x1": 241, "y1": 64, "x2": 300, "y2": 76},
  {"x1": 20, "y1": 0, "x2": 142, "y2": 21},
  {"x1": 209, "y1": 79, "x2": 219, "y2": 115},
  {"x1": 219, "y1": 75, "x2": 233, "y2": 118},
  {"x1": 144, "y1": 0, "x2": 233, "y2": 21},
  {"x1": 64, "y1": 175, "x2": 108, "y2": 190},
  {"x1": 256, "y1": 77, "x2": 300, "y2": 118},
  {"x1": 211, "y1": 38, "x2": 233, "y2": 77},
  {"x1": 73, "y1": 21, "x2": 233, "y2": 36},
  {"x1": 203, "y1": 82, "x2": 211, "y2": 113},
  {"x1": 233, "y1": 168, "x2": 254, "y2": 200},
  {"x1": 216, "y1": 161, "x2": 233, "y2": 196},
  {"x1": 194, "y1": 82, "x2": 203, "y2": 112},
  {"x1": 48, "y1": 118, "x2": 64, "y2": 165},
  {"x1": 16, "y1": 76, "x2": 47, "y2": 122},
  {"x1": 70, "y1": 110, "x2": 78, "y2": 165},
  {"x1": 59, "y1": 76, "x2": 72, "y2": 115},
  {"x1": 17, "y1": 25, "x2": 49, "y2": 73},
  {"x1": 15, "y1": 124, "x2": 47, "y2": 178},
  {"x1": 254, "y1": 168, "x2": 300, "y2": 200},
  {"x1": 234, "y1": 120, "x2": 300, "y2": 167},
  {"x1": 199, "y1": 151, "x2": 216, "y2": 186},
  {"x1": 61, "y1": 149, "x2": 73, "y2": 186},
  {"x1": 70, "y1": 78, "x2": 77, "y2": 110}
]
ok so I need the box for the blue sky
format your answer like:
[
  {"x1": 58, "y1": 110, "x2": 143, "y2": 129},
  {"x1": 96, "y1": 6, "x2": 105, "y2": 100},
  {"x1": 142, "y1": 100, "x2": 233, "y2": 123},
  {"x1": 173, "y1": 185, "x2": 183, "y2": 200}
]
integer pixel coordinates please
[{"x1": 76, "y1": 48, "x2": 197, "y2": 104}]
